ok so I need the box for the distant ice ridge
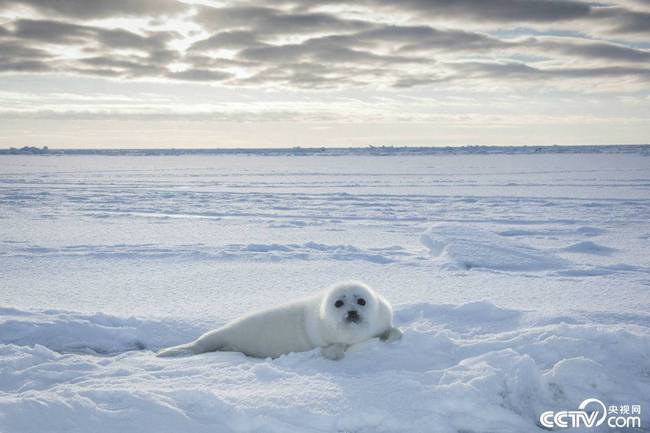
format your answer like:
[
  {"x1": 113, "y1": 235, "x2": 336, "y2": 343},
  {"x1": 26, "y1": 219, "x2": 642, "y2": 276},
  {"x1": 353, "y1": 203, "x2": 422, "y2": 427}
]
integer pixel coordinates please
[
  {"x1": 0, "y1": 303, "x2": 648, "y2": 433},
  {"x1": 1, "y1": 144, "x2": 648, "y2": 156},
  {"x1": 1, "y1": 241, "x2": 407, "y2": 264}
]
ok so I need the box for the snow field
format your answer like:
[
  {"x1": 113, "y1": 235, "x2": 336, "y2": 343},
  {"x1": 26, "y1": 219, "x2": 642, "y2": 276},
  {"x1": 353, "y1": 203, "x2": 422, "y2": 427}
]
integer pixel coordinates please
[{"x1": 1, "y1": 151, "x2": 649, "y2": 432}]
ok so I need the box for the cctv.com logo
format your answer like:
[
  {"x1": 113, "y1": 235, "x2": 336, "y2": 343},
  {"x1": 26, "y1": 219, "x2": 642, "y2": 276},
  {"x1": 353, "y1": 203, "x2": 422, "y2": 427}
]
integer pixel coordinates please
[{"x1": 540, "y1": 398, "x2": 642, "y2": 429}]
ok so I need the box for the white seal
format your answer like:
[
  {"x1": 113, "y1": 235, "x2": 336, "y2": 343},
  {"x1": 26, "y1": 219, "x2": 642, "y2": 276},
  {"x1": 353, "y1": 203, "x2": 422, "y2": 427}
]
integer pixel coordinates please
[{"x1": 157, "y1": 281, "x2": 402, "y2": 360}]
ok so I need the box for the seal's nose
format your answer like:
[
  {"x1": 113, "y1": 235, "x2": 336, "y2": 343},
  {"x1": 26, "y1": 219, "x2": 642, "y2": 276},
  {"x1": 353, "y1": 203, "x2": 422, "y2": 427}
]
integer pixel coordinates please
[{"x1": 346, "y1": 310, "x2": 360, "y2": 323}]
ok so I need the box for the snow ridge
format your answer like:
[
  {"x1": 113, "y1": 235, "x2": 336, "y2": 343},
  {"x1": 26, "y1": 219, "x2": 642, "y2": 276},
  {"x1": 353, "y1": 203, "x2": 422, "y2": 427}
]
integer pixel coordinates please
[{"x1": 1, "y1": 303, "x2": 648, "y2": 433}]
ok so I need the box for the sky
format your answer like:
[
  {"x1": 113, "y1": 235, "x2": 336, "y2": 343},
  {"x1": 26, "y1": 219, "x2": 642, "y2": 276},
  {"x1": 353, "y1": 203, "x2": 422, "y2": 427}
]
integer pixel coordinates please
[{"x1": 0, "y1": 0, "x2": 648, "y2": 148}]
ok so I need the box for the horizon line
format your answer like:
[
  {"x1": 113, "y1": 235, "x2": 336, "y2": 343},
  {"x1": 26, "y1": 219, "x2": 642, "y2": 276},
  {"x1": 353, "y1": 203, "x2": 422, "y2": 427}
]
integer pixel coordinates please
[{"x1": 3, "y1": 143, "x2": 650, "y2": 151}]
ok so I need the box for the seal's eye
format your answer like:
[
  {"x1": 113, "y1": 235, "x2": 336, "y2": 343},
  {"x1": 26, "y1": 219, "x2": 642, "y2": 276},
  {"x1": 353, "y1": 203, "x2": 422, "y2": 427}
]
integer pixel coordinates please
[
  {"x1": 334, "y1": 300, "x2": 344, "y2": 308},
  {"x1": 357, "y1": 298, "x2": 366, "y2": 306}
]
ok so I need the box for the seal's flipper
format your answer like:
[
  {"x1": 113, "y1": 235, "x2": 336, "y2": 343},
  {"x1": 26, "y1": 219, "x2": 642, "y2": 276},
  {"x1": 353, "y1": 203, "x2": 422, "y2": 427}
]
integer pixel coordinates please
[
  {"x1": 320, "y1": 343, "x2": 347, "y2": 360},
  {"x1": 379, "y1": 327, "x2": 403, "y2": 343},
  {"x1": 158, "y1": 328, "x2": 227, "y2": 357},
  {"x1": 157, "y1": 344, "x2": 195, "y2": 357}
]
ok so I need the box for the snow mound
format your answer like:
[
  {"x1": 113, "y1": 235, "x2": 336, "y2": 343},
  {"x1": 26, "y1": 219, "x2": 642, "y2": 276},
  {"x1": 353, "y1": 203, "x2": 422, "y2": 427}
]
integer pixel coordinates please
[
  {"x1": 562, "y1": 241, "x2": 617, "y2": 256},
  {"x1": 497, "y1": 226, "x2": 607, "y2": 238},
  {"x1": 0, "y1": 307, "x2": 211, "y2": 354},
  {"x1": 420, "y1": 224, "x2": 568, "y2": 271},
  {"x1": 1, "y1": 303, "x2": 648, "y2": 433},
  {"x1": 395, "y1": 301, "x2": 522, "y2": 334},
  {"x1": 575, "y1": 226, "x2": 607, "y2": 237}
]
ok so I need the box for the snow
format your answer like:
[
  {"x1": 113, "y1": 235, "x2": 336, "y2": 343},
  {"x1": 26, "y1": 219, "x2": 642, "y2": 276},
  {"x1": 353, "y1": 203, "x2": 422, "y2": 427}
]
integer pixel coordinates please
[
  {"x1": 1, "y1": 304, "x2": 648, "y2": 433},
  {"x1": 562, "y1": 241, "x2": 617, "y2": 256},
  {"x1": 420, "y1": 224, "x2": 570, "y2": 271},
  {"x1": 1, "y1": 150, "x2": 649, "y2": 432},
  {"x1": 2, "y1": 144, "x2": 648, "y2": 156}
]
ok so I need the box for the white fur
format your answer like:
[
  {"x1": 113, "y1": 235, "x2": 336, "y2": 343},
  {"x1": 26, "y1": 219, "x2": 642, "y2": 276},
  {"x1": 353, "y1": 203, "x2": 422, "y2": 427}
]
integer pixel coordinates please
[{"x1": 157, "y1": 281, "x2": 401, "y2": 360}]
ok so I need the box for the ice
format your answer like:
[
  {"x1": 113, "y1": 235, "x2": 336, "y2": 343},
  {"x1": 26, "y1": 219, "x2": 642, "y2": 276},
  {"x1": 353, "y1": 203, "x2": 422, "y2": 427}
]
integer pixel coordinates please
[
  {"x1": 0, "y1": 307, "x2": 207, "y2": 354},
  {"x1": 562, "y1": 241, "x2": 617, "y2": 256},
  {"x1": 1, "y1": 144, "x2": 647, "y2": 156},
  {"x1": 420, "y1": 224, "x2": 569, "y2": 271},
  {"x1": 1, "y1": 150, "x2": 649, "y2": 432},
  {"x1": 0, "y1": 303, "x2": 648, "y2": 433}
]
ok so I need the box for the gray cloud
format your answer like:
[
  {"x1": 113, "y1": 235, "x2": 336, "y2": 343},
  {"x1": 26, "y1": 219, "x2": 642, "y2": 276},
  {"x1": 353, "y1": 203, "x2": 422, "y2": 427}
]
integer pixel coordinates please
[
  {"x1": 183, "y1": 54, "x2": 256, "y2": 69},
  {"x1": 9, "y1": 19, "x2": 178, "y2": 52},
  {"x1": 274, "y1": 0, "x2": 592, "y2": 22},
  {"x1": 0, "y1": 39, "x2": 52, "y2": 72},
  {"x1": 96, "y1": 28, "x2": 177, "y2": 52},
  {"x1": 392, "y1": 75, "x2": 451, "y2": 88},
  {"x1": 367, "y1": 25, "x2": 509, "y2": 52},
  {"x1": 0, "y1": 58, "x2": 49, "y2": 72},
  {"x1": 191, "y1": 30, "x2": 262, "y2": 51},
  {"x1": 0, "y1": 40, "x2": 51, "y2": 58},
  {"x1": 11, "y1": 19, "x2": 94, "y2": 44},
  {"x1": 451, "y1": 61, "x2": 650, "y2": 81},
  {"x1": 589, "y1": 6, "x2": 650, "y2": 33},
  {"x1": 239, "y1": 38, "x2": 429, "y2": 66},
  {"x1": 0, "y1": 0, "x2": 649, "y2": 90},
  {"x1": 238, "y1": 61, "x2": 394, "y2": 88},
  {"x1": 0, "y1": 0, "x2": 185, "y2": 18},
  {"x1": 0, "y1": 18, "x2": 187, "y2": 80},
  {"x1": 383, "y1": 59, "x2": 650, "y2": 88},
  {"x1": 378, "y1": 0, "x2": 592, "y2": 22},
  {"x1": 278, "y1": 0, "x2": 650, "y2": 35},
  {"x1": 167, "y1": 69, "x2": 232, "y2": 82},
  {"x1": 77, "y1": 56, "x2": 167, "y2": 77},
  {"x1": 527, "y1": 37, "x2": 650, "y2": 63},
  {"x1": 195, "y1": 5, "x2": 372, "y2": 35}
]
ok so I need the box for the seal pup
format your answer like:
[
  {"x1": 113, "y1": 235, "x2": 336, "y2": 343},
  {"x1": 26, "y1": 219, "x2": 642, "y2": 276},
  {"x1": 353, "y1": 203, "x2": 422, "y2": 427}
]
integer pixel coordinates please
[{"x1": 158, "y1": 281, "x2": 402, "y2": 360}]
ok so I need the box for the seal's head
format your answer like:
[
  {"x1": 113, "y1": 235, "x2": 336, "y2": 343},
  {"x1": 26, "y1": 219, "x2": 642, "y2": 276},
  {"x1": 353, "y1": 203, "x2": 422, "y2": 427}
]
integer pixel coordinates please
[{"x1": 320, "y1": 281, "x2": 381, "y2": 344}]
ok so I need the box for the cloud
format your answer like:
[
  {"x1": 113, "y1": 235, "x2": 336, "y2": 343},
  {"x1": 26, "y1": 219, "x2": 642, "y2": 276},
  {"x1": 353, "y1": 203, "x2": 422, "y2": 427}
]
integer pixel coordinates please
[
  {"x1": 11, "y1": 19, "x2": 95, "y2": 44},
  {"x1": 0, "y1": 0, "x2": 185, "y2": 18},
  {"x1": 236, "y1": 61, "x2": 396, "y2": 88},
  {"x1": 238, "y1": 39, "x2": 428, "y2": 65},
  {"x1": 95, "y1": 28, "x2": 177, "y2": 52},
  {"x1": 392, "y1": 75, "x2": 452, "y2": 88},
  {"x1": 450, "y1": 60, "x2": 650, "y2": 82},
  {"x1": 589, "y1": 6, "x2": 650, "y2": 34},
  {"x1": 9, "y1": 19, "x2": 178, "y2": 51},
  {"x1": 77, "y1": 56, "x2": 167, "y2": 77},
  {"x1": 0, "y1": 40, "x2": 52, "y2": 72},
  {"x1": 0, "y1": 19, "x2": 187, "y2": 79},
  {"x1": 0, "y1": 0, "x2": 648, "y2": 90},
  {"x1": 167, "y1": 68, "x2": 232, "y2": 82},
  {"x1": 195, "y1": 5, "x2": 372, "y2": 35},
  {"x1": 190, "y1": 30, "x2": 262, "y2": 51},
  {"x1": 526, "y1": 37, "x2": 650, "y2": 63},
  {"x1": 372, "y1": 26, "x2": 509, "y2": 52},
  {"x1": 281, "y1": 0, "x2": 650, "y2": 36},
  {"x1": 0, "y1": 39, "x2": 50, "y2": 58},
  {"x1": 378, "y1": 0, "x2": 592, "y2": 22},
  {"x1": 0, "y1": 58, "x2": 49, "y2": 72}
]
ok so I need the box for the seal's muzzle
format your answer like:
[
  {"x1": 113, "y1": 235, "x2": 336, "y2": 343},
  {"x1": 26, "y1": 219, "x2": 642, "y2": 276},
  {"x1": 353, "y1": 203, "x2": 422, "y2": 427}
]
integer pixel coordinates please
[{"x1": 345, "y1": 310, "x2": 360, "y2": 323}]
